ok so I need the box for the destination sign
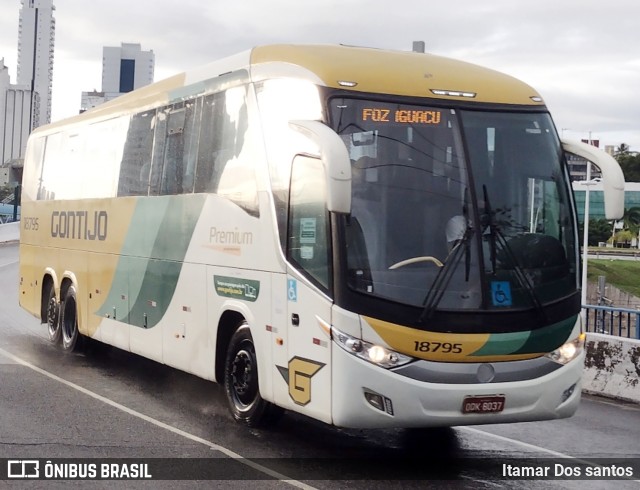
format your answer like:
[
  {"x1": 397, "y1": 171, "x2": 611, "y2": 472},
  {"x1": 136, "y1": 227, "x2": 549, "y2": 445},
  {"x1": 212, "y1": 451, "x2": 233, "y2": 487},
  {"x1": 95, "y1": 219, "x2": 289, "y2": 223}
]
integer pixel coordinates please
[{"x1": 361, "y1": 108, "x2": 442, "y2": 125}]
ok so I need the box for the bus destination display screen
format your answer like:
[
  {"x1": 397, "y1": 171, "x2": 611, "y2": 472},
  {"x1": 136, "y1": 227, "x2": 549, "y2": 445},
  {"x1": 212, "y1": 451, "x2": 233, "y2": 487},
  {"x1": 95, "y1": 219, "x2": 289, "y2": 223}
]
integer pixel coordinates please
[{"x1": 361, "y1": 108, "x2": 442, "y2": 125}]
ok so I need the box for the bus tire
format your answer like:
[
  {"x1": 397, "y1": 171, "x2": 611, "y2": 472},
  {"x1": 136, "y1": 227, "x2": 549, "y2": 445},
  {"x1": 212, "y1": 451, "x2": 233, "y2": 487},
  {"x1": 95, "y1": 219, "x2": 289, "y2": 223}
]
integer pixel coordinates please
[
  {"x1": 61, "y1": 286, "x2": 82, "y2": 352},
  {"x1": 45, "y1": 284, "x2": 61, "y2": 344},
  {"x1": 224, "y1": 323, "x2": 283, "y2": 427}
]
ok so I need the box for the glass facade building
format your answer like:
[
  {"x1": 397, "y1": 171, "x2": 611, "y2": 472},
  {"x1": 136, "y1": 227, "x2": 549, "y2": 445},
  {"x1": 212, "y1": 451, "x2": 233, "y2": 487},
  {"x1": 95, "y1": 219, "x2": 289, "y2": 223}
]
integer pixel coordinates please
[{"x1": 573, "y1": 183, "x2": 640, "y2": 223}]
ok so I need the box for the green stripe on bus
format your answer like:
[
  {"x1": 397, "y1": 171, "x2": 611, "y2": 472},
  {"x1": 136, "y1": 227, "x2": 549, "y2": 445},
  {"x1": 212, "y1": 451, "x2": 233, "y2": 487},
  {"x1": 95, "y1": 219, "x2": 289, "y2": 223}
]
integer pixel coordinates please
[
  {"x1": 471, "y1": 315, "x2": 577, "y2": 356},
  {"x1": 96, "y1": 194, "x2": 206, "y2": 328},
  {"x1": 512, "y1": 315, "x2": 577, "y2": 355}
]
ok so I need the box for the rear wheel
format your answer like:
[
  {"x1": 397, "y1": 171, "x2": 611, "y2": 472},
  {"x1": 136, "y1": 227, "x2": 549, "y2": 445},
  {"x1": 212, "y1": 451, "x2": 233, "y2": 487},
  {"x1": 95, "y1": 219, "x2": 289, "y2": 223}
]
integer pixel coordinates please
[
  {"x1": 45, "y1": 285, "x2": 61, "y2": 344},
  {"x1": 224, "y1": 323, "x2": 283, "y2": 427},
  {"x1": 60, "y1": 286, "x2": 82, "y2": 352}
]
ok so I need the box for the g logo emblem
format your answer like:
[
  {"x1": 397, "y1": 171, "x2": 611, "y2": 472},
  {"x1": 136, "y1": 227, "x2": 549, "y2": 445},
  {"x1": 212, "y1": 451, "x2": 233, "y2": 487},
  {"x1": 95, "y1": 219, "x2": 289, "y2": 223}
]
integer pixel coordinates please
[{"x1": 277, "y1": 357, "x2": 325, "y2": 406}]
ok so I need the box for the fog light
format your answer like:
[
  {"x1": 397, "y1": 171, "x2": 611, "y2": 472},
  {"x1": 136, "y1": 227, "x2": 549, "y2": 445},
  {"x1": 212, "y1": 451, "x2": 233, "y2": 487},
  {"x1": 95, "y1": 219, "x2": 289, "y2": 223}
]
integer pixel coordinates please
[
  {"x1": 364, "y1": 390, "x2": 394, "y2": 415},
  {"x1": 365, "y1": 392, "x2": 384, "y2": 411},
  {"x1": 561, "y1": 383, "x2": 576, "y2": 403}
]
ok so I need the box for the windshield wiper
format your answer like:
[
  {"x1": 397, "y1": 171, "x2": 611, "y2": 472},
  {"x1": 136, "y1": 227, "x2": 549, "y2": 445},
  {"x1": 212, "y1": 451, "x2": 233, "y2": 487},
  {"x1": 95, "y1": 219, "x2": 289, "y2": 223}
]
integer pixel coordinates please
[
  {"x1": 419, "y1": 225, "x2": 474, "y2": 323},
  {"x1": 482, "y1": 185, "x2": 547, "y2": 320}
]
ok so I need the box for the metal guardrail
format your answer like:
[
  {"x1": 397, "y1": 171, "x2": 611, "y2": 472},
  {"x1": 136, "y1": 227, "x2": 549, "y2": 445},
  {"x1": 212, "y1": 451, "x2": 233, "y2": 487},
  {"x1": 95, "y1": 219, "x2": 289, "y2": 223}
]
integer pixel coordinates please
[
  {"x1": 583, "y1": 305, "x2": 640, "y2": 339},
  {"x1": 0, "y1": 213, "x2": 20, "y2": 224}
]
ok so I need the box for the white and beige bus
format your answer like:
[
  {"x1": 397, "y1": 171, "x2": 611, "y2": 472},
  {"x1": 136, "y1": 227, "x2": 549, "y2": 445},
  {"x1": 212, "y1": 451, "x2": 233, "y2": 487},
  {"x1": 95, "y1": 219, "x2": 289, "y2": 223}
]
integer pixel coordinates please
[{"x1": 19, "y1": 44, "x2": 624, "y2": 428}]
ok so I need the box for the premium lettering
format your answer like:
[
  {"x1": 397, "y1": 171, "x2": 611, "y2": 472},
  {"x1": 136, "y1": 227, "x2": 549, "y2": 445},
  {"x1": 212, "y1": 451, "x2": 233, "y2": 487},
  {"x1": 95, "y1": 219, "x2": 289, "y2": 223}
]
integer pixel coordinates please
[{"x1": 209, "y1": 227, "x2": 253, "y2": 245}]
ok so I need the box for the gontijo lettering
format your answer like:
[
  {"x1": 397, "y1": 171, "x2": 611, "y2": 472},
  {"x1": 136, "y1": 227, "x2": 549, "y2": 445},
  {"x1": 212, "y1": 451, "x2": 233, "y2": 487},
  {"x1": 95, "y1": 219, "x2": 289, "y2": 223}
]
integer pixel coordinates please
[{"x1": 51, "y1": 210, "x2": 108, "y2": 240}]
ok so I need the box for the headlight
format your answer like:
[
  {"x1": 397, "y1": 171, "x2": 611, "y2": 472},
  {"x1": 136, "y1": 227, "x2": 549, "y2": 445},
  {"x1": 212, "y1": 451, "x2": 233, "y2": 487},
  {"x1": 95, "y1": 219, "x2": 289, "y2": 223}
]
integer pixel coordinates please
[
  {"x1": 331, "y1": 326, "x2": 414, "y2": 368},
  {"x1": 544, "y1": 333, "x2": 586, "y2": 365}
]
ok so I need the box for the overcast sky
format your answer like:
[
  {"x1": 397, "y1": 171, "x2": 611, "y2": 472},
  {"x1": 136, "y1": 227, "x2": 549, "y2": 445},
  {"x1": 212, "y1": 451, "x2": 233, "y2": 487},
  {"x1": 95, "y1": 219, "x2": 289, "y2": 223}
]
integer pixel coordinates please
[{"x1": 1, "y1": 0, "x2": 638, "y2": 150}]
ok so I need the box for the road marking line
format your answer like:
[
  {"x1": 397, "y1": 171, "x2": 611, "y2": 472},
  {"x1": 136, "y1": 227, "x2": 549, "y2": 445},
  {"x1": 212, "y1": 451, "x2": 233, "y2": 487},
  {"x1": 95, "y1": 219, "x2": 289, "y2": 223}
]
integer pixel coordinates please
[
  {"x1": 0, "y1": 259, "x2": 18, "y2": 268},
  {"x1": 0, "y1": 346, "x2": 316, "y2": 489},
  {"x1": 460, "y1": 426, "x2": 640, "y2": 484},
  {"x1": 461, "y1": 426, "x2": 580, "y2": 458}
]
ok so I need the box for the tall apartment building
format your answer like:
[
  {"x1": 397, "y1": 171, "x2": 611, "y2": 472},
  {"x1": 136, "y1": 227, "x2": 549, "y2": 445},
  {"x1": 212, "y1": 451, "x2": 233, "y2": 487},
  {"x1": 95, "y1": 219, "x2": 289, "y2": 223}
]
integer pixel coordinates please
[
  {"x1": 1, "y1": 58, "x2": 31, "y2": 177},
  {"x1": 81, "y1": 43, "x2": 154, "y2": 112},
  {"x1": 0, "y1": 0, "x2": 54, "y2": 184},
  {"x1": 17, "y1": 0, "x2": 56, "y2": 130}
]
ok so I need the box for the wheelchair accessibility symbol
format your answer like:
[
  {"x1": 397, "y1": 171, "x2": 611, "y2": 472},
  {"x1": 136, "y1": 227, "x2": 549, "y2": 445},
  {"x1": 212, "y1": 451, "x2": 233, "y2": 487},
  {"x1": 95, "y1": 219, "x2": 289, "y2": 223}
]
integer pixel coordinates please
[
  {"x1": 288, "y1": 279, "x2": 298, "y2": 302},
  {"x1": 491, "y1": 281, "x2": 512, "y2": 307}
]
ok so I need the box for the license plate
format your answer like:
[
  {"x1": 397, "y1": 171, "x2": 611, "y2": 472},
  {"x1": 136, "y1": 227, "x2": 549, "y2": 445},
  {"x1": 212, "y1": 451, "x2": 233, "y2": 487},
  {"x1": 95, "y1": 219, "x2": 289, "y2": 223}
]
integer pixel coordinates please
[{"x1": 462, "y1": 395, "x2": 505, "y2": 414}]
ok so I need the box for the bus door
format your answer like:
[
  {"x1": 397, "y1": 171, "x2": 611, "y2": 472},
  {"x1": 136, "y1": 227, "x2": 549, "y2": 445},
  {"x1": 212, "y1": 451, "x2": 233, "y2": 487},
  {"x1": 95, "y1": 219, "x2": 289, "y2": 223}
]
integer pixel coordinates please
[{"x1": 281, "y1": 155, "x2": 333, "y2": 423}]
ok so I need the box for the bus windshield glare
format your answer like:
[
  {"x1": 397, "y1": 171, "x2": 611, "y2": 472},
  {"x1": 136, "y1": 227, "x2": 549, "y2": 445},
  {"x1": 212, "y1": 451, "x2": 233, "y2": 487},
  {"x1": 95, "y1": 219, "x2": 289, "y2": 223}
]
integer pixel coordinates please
[{"x1": 329, "y1": 98, "x2": 578, "y2": 312}]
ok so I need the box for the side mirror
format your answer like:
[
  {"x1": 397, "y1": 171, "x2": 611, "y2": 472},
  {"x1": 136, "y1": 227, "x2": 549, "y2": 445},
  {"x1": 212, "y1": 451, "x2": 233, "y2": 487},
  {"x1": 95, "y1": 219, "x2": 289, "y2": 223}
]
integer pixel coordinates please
[
  {"x1": 561, "y1": 139, "x2": 625, "y2": 220},
  {"x1": 289, "y1": 120, "x2": 352, "y2": 214}
]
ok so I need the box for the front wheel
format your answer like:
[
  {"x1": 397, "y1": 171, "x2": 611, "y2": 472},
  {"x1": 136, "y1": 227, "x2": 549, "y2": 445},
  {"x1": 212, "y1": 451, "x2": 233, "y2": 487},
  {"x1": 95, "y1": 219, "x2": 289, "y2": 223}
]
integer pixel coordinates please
[
  {"x1": 60, "y1": 286, "x2": 82, "y2": 352},
  {"x1": 224, "y1": 323, "x2": 283, "y2": 427}
]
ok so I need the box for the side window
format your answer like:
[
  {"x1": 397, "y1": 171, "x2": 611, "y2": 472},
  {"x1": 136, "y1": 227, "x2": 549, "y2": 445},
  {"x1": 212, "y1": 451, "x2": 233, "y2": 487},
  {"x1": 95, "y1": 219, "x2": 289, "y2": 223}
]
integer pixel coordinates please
[
  {"x1": 256, "y1": 79, "x2": 323, "y2": 252},
  {"x1": 215, "y1": 86, "x2": 257, "y2": 214},
  {"x1": 39, "y1": 132, "x2": 63, "y2": 200},
  {"x1": 83, "y1": 118, "x2": 128, "y2": 198},
  {"x1": 195, "y1": 92, "x2": 224, "y2": 193},
  {"x1": 288, "y1": 155, "x2": 331, "y2": 290},
  {"x1": 181, "y1": 97, "x2": 202, "y2": 194},
  {"x1": 158, "y1": 99, "x2": 200, "y2": 196},
  {"x1": 149, "y1": 108, "x2": 168, "y2": 196},
  {"x1": 161, "y1": 104, "x2": 186, "y2": 195},
  {"x1": 194, "y1": 87, "x2": 257, "y2": 215},
  {"x1": 118, "y1": 110, "x2": 154, "y2": 196},
  {"x1": 22, "y1": 136, "x2": 45, "y2": 201}
]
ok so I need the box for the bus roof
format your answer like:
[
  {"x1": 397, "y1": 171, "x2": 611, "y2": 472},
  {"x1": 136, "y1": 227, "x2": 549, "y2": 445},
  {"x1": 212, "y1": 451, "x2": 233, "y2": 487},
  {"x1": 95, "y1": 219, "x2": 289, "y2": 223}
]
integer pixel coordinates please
[
  {"x1": 35, "y1": 44, "x2": 544, "y2": 135},
  {"x1": 250, "y1": 44, "x2": 543, "y2": 105}
]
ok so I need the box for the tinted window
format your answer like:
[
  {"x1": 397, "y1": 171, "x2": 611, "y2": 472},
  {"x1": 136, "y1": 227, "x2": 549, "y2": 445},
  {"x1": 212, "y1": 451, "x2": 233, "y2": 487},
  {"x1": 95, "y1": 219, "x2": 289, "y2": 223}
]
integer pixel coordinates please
[
  {"x1": 118, "y1": 110, "x2": 154, "y2": 196},
  {"x1": 288, "y1": 155, "x2": 331, "y2": 290}
]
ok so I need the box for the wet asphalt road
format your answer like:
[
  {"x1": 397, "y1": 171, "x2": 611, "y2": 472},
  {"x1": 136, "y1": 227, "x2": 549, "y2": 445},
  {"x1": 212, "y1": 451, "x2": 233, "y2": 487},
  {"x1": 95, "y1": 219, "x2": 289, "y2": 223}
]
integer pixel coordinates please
[{"x1": 1, "y1": 242, "x2": 639, "y2": 489}]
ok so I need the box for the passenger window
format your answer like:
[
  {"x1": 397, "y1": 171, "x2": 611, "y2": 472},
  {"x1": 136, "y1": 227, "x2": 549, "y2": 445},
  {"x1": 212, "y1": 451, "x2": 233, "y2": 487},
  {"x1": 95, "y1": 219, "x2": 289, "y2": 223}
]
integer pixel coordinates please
[
  {"x1": 288, "y1": 155, "x2": 331, "y2": 290},
  {"x1": 161, "y1": 105, "x2": 186, "y2": 195},
  {"x1": 118, "y1": 110, "x2": 155, "y2": 196},
  {"x1": 194, "y1": 87, "x2": 258, "y2": 215},
  {"x1": 149, "y1": 108, "x2": 168, "y2": 196},
  {"x1": 215, "y1": 87, "x2": 257, "y2": 214},
  {"x1": 181, "y1": 98, "x2": 201, "y2": 194},
  {"x1": 159, "y1": 100, "x2": 200, "y2": 195},
  {"x1": 195, "y1": 93, "x2": 224, "y2": 193}
]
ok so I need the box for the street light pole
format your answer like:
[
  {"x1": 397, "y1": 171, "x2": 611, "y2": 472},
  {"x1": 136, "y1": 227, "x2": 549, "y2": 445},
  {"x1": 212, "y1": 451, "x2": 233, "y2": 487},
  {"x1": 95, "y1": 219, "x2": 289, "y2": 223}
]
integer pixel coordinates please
[
  {"x1": 581, "y1": 160, "x2": 591, "y2": 314},
  {"x1": 580, "y1": 131, "x2": 597, "y2": 320}
]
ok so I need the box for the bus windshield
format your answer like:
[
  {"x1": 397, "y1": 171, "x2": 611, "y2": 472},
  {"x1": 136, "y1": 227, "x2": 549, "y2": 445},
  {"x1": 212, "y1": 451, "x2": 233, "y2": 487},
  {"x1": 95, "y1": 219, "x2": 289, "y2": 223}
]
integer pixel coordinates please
[{"x1": 329, "y1": 98, "x2": 578, "y2": 312}]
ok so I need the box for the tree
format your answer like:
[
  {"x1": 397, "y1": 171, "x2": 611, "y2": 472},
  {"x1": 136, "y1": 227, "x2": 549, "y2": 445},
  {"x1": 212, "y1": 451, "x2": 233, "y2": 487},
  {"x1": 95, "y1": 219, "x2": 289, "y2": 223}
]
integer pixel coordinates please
[
  {"x1": 615, "y1": 143, "x2": 631, "y2": 159},
  {"x1": 615, "y1": 145, "x2": 640, "y2": 182},
  {"x1": 621, "y1": 206, "x2": 640, "y2": 235},
  {"x1": 579, "y1": 218, "x2": 613, "y2": 246},
  {"x1": 613, "y1": 229, "x2": 634, "y2": 247}
]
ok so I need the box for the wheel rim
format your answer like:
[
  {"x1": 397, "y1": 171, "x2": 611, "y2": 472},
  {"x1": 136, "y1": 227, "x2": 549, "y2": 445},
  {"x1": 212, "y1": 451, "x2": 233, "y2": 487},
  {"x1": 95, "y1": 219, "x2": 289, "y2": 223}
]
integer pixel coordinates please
[
  {"x1": 46, "y1": 296, "x2": 59, "y2": 338},
  {"x1": 230, "y1": 344, "x2": 258, "y2": 410}
]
